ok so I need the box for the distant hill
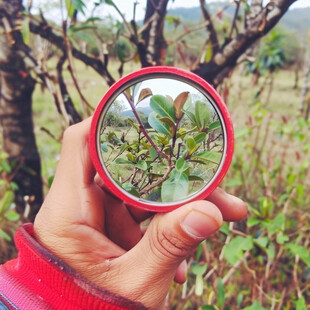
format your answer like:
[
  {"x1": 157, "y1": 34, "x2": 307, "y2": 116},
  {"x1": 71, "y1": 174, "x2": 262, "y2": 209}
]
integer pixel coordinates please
[
  {"x1": 122, "y1": 106, "x2": 152, "y2": 117},
  {"x1": 166, "y1": 5, "x2": 310, "y2": 35}
]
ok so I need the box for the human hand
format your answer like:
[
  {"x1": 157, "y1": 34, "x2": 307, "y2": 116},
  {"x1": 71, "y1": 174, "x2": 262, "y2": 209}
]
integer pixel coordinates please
[{"x1": 34, "y1": 117, "x2": 247, "y2": 309}]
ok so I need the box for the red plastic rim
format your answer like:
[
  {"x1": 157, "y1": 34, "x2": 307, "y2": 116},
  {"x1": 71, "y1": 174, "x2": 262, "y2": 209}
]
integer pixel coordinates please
[{"x1": 89, "y1": 66, "x2": 234, "y2": 212}]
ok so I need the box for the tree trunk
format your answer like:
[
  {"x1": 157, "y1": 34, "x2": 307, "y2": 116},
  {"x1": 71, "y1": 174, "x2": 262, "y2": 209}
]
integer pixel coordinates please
[
  {"x1": 0, "y1": 0, "x2": 43, "y2": 222},
  {"x1": 142, "y1": 0, "x2": 169, "y2": 66}
]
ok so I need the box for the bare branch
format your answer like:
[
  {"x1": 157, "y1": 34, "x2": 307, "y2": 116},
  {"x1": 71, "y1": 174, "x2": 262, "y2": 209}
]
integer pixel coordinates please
[
  {"x1": 199, "y1": 0, "x2": 219, "y2": 54},
  {"x1": 29, "y1": 17, "x2": 115, "y2": 86}
]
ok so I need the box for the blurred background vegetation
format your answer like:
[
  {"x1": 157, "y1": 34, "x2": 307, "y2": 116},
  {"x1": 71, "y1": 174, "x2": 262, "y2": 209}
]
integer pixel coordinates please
[{"x1": 0, "y1": 0, "x2": 309, "y2": 309}]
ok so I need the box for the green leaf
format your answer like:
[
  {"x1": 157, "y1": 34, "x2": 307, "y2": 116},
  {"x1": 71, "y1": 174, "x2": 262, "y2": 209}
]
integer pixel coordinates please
[
  {"x1": 188, "y1": 175, "x2": 204, "y2": 182},
  {"x1": 247, "y1": 217, "x2": 260, "y2": 227},
  {"x1": 148, "y1": 112, "x2": 171, "y2": 136},
  {"x1": 192, "y1": 151, "x2": 222, "y2": 165},
  {"x1": 183, "y1": 109, "x2": 197, "y2": 125},
  {"x1": 237, "y1": 293, "x2": 244, "y2": 307},
  {"x1": 205, "y1": 40, "x2": 213, "y2": 63},
  {"x1": 0, "y1": 190, "x2": 14, "y2": 215},
  {"x1": 146, "y1": 188, "x2": 161, "y2": 202},
  {"x1": 196, "y1": 242, "x2": 203, "y2": 260},
  {"x1": 5, "y1": 210, "x2": 20, "y2": 222},
  {"x1": 135, "y1": 160, "x2": 147, "y2": 171},
  {"x1": 126, "y1": 152, "x2": 135, "y2": 162},
  {"x1": 186, "y1": 137, "x2": 198, "y2": 155},
  {"x1": 149, "y1": 147, "x2": 157, "y2": 161},
  {"x1": 72, "y1": 0, "x2": 86, "y2": 15},
  {"x1": 121, "y1": 182, "x2": 139, "y2": 197},
  {"x1": 195, "y1": 101, "x2": 211, "y2": 130},
  {"x1": 243, "y1": 301, "x2": 267, "y2": 310},
  {"x1": 1, "y1": 161, "x2": 11, "y2": 173},
  {"x1": 150, "y1": 95, "x2": 175, "y2": 121},
  {"x1": 101, "y1": 142, "x2": 113, "y2": 152},
  {"x1": 209, "y1": 120, "x2": 221, "y2": 131},
  {"x1": 296, "y1": 296, "x2": 307, "y2": 310},
  {"x1": 276, "y1": 232, "x2": 289, "y2": 245},
  {"x1": 219, "y1": 222, "x2": 231, "y2": 236},
  {"x1": 125, "y1": 119, "x2": 140, "y2": 133},
  {"x1": 192, "y1": 263, "x2": 207, "y2": 276},
  {"x1": 114, "y1": 158, "x2": 133, "y2": 165},
  {"x1": 217, "y1": 278, "x2": 225, "y2": 309},
  {"x1": 104, "y1": 0, "x2": 115, "y2": 5},
  {"x1": 201, "y1": 306, "x2": 216, "y2": 310},
  {"x1": 254, "y1": 237, "x2": 268, "y2": 249},
  {"x1": 175, "y1": 158, "x2": 189, "y2": 172},
  {"x1": 69, "y1": 24, "x2": 97, "y2": 33},
  {"x1": 21, "y1": 17, "x2": 30, "y2": 45},
  {"x1": 286, "y1": 243, "x2": 310, "y2": 267},
  {"x1": 47, "y1": 176, "x2": 54, "y2": 188},
  {"x1": 0, "y1": 229, "x2": 11, "y2": 242},
  {"x1": 266, "y1": 242, "x2": 275, "y2": 261},
  {"x1": 264, "y1": 213, "x2": 285, "y2": 234},
  {"x1": 65, "y1": 0, "x2": 74, "y2": 17},
  {"x1": 193, "y1": 132, "x2": 207, "y2": 144},
  {"x1": 224, "y1": 236, "x2": 253, "y2": 265},
  {"x1": 161, "y1": 170, "x2": 189, "y2": 202}
]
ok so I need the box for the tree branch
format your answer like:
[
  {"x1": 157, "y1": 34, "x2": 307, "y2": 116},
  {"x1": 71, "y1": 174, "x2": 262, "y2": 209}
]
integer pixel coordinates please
[
  {"x1": 199, "y1": 0, "x2": 219, "y2": 54},
  {"x1": 29, "y1": 18, "x2": 115, "y2": 86},
  {"x1": 195, "y1": 0, "x2": 298, "y2": 86}
]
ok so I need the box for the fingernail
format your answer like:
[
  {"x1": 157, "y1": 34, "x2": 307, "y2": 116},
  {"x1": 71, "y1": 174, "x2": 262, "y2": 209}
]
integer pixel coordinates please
[{"x1": 181, "y1": 210, "x2": 220, "y2": 239}]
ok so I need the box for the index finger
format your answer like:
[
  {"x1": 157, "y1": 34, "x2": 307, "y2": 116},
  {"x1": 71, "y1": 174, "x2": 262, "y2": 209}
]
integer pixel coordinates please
[{"x1": 206, "y1": 188, "x2": 248, "y2": 221}]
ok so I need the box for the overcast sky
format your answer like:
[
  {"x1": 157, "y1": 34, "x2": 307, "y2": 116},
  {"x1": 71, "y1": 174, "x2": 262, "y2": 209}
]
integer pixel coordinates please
[
  {"x1": 32, "y1": 0, "x2": 310, "y2": 22},
  {"x1": 107, "y1": 0, "x2": 310, "y2": 21}
]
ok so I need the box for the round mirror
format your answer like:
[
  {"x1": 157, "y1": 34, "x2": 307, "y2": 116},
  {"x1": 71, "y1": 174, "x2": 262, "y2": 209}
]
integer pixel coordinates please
[{"x1": 90, "y1": 67, "x2": 234, "y2": 212}]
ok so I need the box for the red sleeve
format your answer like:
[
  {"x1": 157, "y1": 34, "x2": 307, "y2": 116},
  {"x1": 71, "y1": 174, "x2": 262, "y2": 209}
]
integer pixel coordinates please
[{"x1": 0, "y1": 223, "x2": 147, "y2": 310}]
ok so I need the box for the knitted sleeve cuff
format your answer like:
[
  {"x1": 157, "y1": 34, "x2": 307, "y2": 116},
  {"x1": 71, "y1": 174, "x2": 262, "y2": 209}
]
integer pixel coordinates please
[{"x1": 0, "y1": 223, "x2": 147, "y2": 310}]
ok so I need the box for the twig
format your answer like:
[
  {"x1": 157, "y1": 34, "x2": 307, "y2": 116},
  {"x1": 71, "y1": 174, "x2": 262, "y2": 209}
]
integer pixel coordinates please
[
  {"x1": 40, "y1": 127, "x2": 61, "y2": 143},
  {"x1": 123, "y1": 93, "x2": 170, "y2": 161},
  {"x1": 227, "y1": 0, "x2": 240, "y2": 41}
]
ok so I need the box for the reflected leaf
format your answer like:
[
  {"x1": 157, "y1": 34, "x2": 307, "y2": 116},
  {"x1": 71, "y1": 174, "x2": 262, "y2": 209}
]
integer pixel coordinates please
[
  {"x1": 150, "y1": 95, "x2": 176, "y2": 121},
  {"x1": 174, "y1": 91, "x2": 189, "y2": 119},
  {"x1": 114, "y1": 158, "x2": 133, "y2": 165},
  {"x1": 138, "y1": 88, "x2": 152, "y2": 103},
  {"x1": 209, "y1": 120, "x2": 221, "y2": 131},
  {"x1": 135, "y1": 160, "x2": 148, "y2": 171},
  {"x1": 161, "y1": 170, "x2": 189, "y2": 202},
  {"x1": 148, "y1": 112, "x2": 171, "y2": 136},
  {"x1": 193, "y1": 132, "x2": 207, "y2": 144},
  {"x1": 175, "y1": 158, "x2": 189, "y2": 172},
  {"x1": 192, "y1": 151, "x2": 222, "y2": 164},
  {"x1": 195, "y1": 101, "x2": 211, "y2": 130}
]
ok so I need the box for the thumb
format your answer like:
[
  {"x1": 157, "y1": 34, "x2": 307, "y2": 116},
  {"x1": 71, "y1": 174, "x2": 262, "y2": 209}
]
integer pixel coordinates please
[
  {"x1": 141, "y1": 200, "x2": 222, "y2": 269},
  {"x1": 114, "y1": 201, "x2": 222, "y2": 309}
]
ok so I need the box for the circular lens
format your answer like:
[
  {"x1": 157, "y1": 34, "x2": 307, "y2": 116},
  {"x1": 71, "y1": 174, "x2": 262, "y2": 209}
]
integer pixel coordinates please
[{"x1": 90, "y1": 67, "x2": 233, "y2": 211}]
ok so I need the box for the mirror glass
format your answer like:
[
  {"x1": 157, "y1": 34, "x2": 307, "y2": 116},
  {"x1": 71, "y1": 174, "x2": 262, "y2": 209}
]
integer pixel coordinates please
[{"x1": 98, "y1": 77, "x2": 225, "y2": 204}]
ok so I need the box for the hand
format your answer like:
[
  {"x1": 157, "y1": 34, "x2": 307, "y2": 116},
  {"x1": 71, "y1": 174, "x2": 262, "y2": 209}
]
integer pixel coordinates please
[{"x1": 34, "y1": 117, "x2": 247, "y2": 309}]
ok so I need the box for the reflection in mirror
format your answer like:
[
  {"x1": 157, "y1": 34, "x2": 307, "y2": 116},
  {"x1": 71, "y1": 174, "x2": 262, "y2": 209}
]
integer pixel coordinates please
[{"x1": 99, "y1": 78, "x2": 224, "y2": 203}]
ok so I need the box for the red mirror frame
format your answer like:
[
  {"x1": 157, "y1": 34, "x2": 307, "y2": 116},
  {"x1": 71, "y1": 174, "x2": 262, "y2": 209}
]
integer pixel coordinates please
[{"x1": 89, "y1": 66, "x2": 234, "y2": 212}]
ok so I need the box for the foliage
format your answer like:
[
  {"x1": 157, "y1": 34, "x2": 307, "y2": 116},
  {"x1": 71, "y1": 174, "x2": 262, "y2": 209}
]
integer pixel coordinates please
[
  {"x1": 0, "y1": 151, "x2": 21, "y2": 263},
  {"x1": 100, "y1": 85, "x2": 223, "y2": 202},
  {"x1": 246, "y1": 30, "x2": 286, "y2": 77},
  {"x1": 167, "y1": 84, "x2": 310, "y2": 308}
]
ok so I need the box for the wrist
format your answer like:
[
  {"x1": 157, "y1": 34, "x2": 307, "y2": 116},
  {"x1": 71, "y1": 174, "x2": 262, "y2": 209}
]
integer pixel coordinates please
[{"x1": 0, "y1": 224, "x2": 146, "y2": 310}]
